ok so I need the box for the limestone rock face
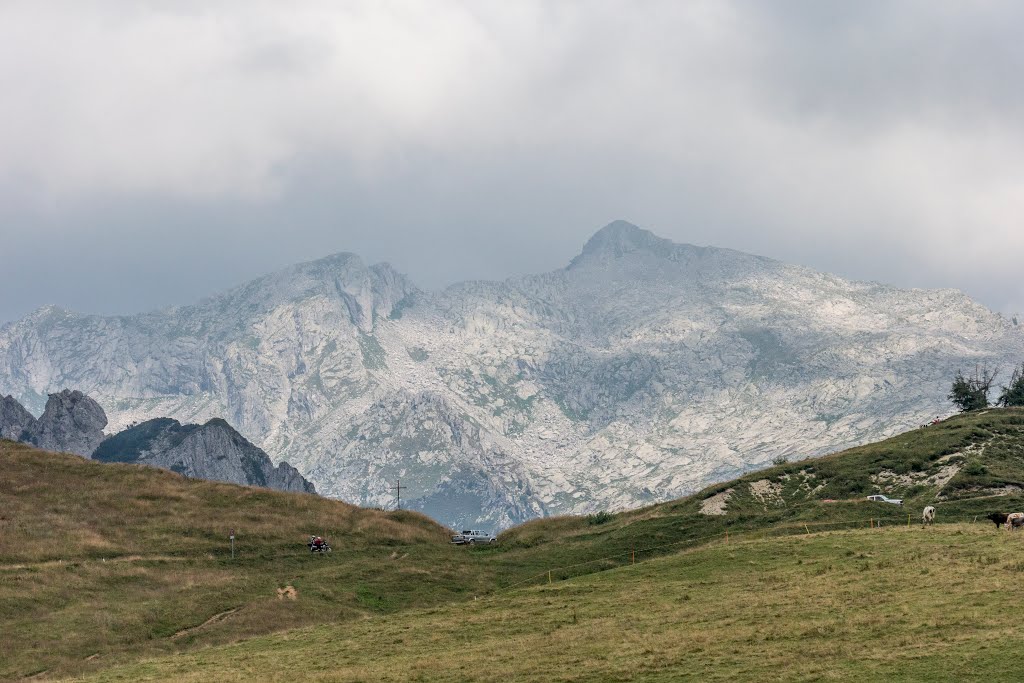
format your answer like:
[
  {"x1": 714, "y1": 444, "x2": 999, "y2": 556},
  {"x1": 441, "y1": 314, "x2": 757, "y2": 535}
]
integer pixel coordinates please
[
  {"x1": 24, "y1": 389, "x2": 107, "y2": 457},
  {"x1": 267, "y1": 461, "x2": 316, "y2": 494},
  {"x1": 0, "y1": 394, "x2": 36, "y2": 441},
  {"x1": 92, "y1": 417, "x2": 315, "y2": 494},
  {"x1": 3, "y1": 222, "x2": 1024, "y2": 528}
]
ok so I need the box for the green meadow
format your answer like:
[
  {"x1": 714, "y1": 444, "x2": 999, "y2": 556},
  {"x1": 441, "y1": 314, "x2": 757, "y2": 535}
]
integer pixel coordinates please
[{"x1": 4, "y1": 408, "x2": 1024, "y2": 680}]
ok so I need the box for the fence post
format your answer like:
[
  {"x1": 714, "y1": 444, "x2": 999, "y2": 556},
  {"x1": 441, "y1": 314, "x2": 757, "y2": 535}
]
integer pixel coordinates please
[
  {"x1": 725, "y1": 529, "x2": 729, "y2": 544},
  {"x1": 907, "y1": 513, "x2": 911, "y2": 528},
  {"x1": 631, "y1": 547, "x2": 635, "y2": 565},
  {"x1": 548, "y1": 570, "x2": 552, "y2": 585},
  {"x1": 804, "y1": 524, "x2": 810, "y2": 535}
]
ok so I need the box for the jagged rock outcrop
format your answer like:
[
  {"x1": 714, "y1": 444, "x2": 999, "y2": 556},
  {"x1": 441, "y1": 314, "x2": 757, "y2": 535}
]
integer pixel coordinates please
[
  {"x1": 0, "y1": 394, "x2": 36, "y2": 441},
  {"x1": 2, "y1": 222, "x2": 1023, "y2": 528},
  {"x1": 22, "y1": 389, "x2": 107, "y2": 457},
  {"x1": 92, "y1": 417, "x2": 315, "y2": 494}
]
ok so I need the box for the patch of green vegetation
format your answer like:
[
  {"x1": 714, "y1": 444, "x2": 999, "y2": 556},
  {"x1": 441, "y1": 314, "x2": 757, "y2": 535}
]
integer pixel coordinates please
[
  {"x1": 586, "y1": 511, "x2": 613, "y2": 526},
  {"x1": 357, "y1": 332, "x2": 387, "y2": 370}
]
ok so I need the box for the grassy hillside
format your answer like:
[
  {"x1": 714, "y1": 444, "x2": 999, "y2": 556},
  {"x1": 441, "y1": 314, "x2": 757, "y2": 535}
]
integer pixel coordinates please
[
  {"x1": 487, "y1": 407, "x2": 1024, "y2": 583},
  {"x1": 7, "y1": 408, "x2": 1024, "y2": 680},
  {"x1": 77, "y1": 524, "x2": 1024, "y2": 682},
  {"x1": 0, "y1": 441, "x2": 497, "y2": 681}
]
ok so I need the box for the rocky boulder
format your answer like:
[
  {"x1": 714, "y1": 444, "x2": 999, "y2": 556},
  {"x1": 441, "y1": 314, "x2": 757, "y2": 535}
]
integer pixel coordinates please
[
  {"x1": 23, "y1": 389, "x2": 107, "y2": 457},
  {"x1": 0, "y1": 395, "x2": 36, "y2": 441}
]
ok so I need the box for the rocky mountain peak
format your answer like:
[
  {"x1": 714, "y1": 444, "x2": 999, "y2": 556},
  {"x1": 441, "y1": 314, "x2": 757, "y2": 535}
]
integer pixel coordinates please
[
  {"x1": 25, "y1": 389, "x2": 107, "y2": 457},
  {"x1": 572, "y1": 220, "x2": 681, "y2": 265},
  {"x1": 93, "y1": 415, "x2": 316, "y2": 494}
]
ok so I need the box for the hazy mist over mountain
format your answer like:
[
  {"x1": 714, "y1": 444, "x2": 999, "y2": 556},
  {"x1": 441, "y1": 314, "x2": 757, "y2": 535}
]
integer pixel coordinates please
[{"x1": 2, "y1": 2, "x2": 1024, "y2": 324}]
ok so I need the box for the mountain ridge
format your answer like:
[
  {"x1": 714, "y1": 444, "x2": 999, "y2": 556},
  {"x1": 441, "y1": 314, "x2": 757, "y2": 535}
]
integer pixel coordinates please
[
  {"x1": 0, "y1": 390, "x2": 315, "y2": 494},
  {"x1": 1, "y1": 221, "x2": 1021, "y2": 527}
]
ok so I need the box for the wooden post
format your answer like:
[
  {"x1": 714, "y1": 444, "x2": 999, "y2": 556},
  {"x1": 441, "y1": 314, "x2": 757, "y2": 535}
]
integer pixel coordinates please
[
  {"x1": 725, "y1": 529, "x2": 729, "y2": 544},
  {"x1": 230, "y1": 528, "x2": 235, "y2": 560},
  {"x1": 907, "y1": 513, "x2": 911, "y2": 528},
  {"x1": 548, "y1": 570, "x2": 552, "y2": 585},
  {"x1": 631, "y1": 547, "x2": 635, "y2": 565},
  {"x1": 870, "y1": 518, "x2": 873, "y2": 529},
  {"x1": 804, "y1": 523, "x2": 810, "y2": 535}
]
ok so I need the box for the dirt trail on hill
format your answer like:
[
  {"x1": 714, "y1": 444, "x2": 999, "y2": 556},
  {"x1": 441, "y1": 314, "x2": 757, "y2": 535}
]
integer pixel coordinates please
[
  {"x1": 0, "y1": 554, "x2": 189, "y2": 571},
  {"x1": 171, "y1": 607, "x2": 241, "y2": 640}
]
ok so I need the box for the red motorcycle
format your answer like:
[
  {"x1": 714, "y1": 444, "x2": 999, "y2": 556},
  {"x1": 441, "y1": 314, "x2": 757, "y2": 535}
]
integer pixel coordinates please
[{"x1": 307, "y1": 535, "x2": 332, "y2": 553}]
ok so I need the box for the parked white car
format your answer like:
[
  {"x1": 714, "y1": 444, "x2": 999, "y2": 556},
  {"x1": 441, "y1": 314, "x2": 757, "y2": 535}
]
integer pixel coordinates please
[
  {"x1": 450, "y1": 530, "x2": 497, "y2": 545},
  {"x1": 866, "y1": 494, "x2": 903, "y2": 506}
]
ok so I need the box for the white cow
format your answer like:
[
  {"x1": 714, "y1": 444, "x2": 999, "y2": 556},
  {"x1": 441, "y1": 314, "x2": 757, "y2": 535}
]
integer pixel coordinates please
[
  {"x1": 1005, "y1": 512, "x2": 1024, "y2": 531},
  {"x1": 921, "y1": 506, "x2": 936, "y2": 526}
]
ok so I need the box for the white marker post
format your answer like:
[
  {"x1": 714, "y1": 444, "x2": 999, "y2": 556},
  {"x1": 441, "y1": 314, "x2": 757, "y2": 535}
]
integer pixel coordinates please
[{"x1": 230, "y1": 528, "x2": 235, "y2": 559}]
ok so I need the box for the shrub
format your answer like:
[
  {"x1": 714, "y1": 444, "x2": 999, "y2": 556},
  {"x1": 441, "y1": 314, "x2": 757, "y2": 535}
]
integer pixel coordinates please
[
  {"x1": 586, "y1": 511, "x2": 613, "y2": 526},
  {"x1": 964, "y1": 460, "x2": 988, "y2": 476}
]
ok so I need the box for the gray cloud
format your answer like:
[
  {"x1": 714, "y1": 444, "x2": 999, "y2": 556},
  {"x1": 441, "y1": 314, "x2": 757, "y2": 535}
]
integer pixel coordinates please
[{"x1": 2, "y1": 1, "x2": 1023, "y2": 322}]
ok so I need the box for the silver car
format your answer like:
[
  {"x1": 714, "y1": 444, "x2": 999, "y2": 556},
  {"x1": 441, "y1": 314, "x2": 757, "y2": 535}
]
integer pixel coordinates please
[
  {"x1": 450, "y1": 529, "x2": 497, "y2": 545},
  {"x1": 866, "y1": 494, "x2": 903, "y2": 506}
]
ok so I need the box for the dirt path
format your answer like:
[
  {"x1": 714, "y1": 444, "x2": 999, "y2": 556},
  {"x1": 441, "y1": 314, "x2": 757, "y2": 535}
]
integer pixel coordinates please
[{"x1": 170, "y1": 607, "x2": 241, "y2": 640}]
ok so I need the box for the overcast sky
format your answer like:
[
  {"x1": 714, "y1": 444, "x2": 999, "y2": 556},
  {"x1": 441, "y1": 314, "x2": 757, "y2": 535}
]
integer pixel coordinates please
[{"x1": 2, "y1": 1, "x2": 1023, "y2": 324}]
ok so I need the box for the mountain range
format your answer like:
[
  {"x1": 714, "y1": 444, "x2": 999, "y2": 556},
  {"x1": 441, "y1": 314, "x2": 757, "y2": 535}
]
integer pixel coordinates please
[
  {"x1": 2, "y1": 221, "x2": 1022, "y2": 527},
  {"x1": 0, "y1": 389, "x2": 314, "y2": 494}
]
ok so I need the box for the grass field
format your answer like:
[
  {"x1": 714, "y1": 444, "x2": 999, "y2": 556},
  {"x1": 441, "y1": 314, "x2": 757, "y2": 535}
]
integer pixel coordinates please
[
  {"x1": 0, "y1": 441, "x2": 495, "y2": 681},
  {"x1": 7, "y1": 408, "x2": 1024, "y2": 680},
  {"x1": 75, "y1": 524, "x2": 1024, "y2": 682}
]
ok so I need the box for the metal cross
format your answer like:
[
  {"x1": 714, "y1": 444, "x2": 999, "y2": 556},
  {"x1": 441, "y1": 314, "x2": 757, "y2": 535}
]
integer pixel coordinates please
[{"x1": 392, "y1": 478, "x2": 406, "y2": 510}]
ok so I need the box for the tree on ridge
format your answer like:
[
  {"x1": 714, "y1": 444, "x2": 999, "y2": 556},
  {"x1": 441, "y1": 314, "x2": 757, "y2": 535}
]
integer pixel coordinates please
[
  {"x1": 998, "y1": 363, "x2": 1024, "y2": 407},
  {"x1": 948, "y1": 364, "x2": 998, "y2": 412}
]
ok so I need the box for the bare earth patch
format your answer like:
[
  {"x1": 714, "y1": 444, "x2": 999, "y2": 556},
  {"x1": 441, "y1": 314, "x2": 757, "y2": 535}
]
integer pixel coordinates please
[
  {"x1": 790, "y1": 469, "x2": 824, "y2": 497},
  {"x1": 699, "y1": 488, "x2": 734, "y2": 516},
  {"x1": 277, "y1": 585, "x2": 298, "y2": 601},
  {"x1": 748, "y1": 480, "x2": 785, "y2": 508},
  {"x1": 871, "y1": 460, "x2": 962, "y2": 492}
]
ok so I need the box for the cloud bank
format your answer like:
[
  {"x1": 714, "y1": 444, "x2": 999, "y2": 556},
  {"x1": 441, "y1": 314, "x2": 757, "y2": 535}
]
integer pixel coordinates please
[{"x1": 2, "y1": 1, "x2": 1023, "y2": 321}]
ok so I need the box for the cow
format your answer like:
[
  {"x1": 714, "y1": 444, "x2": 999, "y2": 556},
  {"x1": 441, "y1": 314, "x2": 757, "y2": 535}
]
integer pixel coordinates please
[
  {"x1": 921, "y1": 506, "x2": 936, "y2": 526},
  {"x1": 987, "y1": 512, "x2": 1010, "y2": 529},
  {"x1": 1006, "y1": 512, "x2": 1024, "y2": 531}
]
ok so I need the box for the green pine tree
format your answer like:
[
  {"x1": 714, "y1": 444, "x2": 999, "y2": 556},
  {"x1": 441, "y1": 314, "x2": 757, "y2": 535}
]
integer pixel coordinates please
[
  {"x1": 948, "y1": 365, "x2": 997, "y2": 412},
  {"x1": 998, "y1": 363, "x2": 1024, "y2": 407}
]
